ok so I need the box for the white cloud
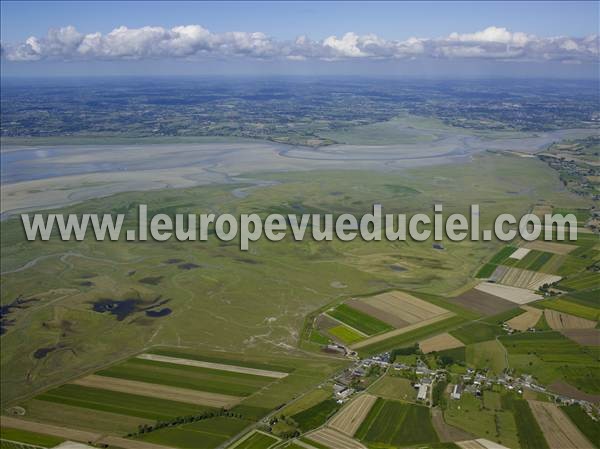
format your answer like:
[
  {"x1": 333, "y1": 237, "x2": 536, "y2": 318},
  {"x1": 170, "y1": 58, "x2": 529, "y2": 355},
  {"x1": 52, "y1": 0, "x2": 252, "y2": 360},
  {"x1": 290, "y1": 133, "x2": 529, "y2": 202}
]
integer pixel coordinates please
[
  {"x1": 323, "y1": 32, "x2": 369, "y2": 58},
  {"x1": 447, "y1": 26, "x2": 531, "y2": 46},
  {"x1": 2, "y1": 25, "x2": 598, "y2": 64}
]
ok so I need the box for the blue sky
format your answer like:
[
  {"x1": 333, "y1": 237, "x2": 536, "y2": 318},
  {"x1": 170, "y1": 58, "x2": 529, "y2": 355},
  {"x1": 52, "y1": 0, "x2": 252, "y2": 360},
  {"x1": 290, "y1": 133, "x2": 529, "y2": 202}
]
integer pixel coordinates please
[
  {"x1": 2, "y1": 1, "x2": 598, "y2": 41},
  {"x1": 1, "y1": 1, "x2": 598, "y2": 77}
]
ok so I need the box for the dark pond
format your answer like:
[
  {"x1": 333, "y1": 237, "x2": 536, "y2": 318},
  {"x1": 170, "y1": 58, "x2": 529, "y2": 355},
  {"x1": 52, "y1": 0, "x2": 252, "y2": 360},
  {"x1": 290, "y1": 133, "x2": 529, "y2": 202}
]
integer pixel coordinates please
[{"x1": 33, "y1": 346, "x2": 56, "y2": 359}]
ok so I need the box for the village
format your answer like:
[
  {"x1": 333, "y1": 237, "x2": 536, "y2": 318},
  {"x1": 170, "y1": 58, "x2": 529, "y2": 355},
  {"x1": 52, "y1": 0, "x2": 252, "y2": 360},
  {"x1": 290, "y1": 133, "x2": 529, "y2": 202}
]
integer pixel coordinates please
[{"x1": 324, "y1": 339, "x2": 599, "y2": 420}]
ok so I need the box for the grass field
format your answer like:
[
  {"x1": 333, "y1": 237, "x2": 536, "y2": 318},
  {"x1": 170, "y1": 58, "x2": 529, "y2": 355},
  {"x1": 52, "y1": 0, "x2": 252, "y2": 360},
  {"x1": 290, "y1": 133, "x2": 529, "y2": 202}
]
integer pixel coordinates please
[
  {"x1": 475, "y1": 246, "x2": 517, "y2": 278},
  {"x1": 558, "y1": 272, "x2": 600, "y2": 291},
  {"x1": 230, "y1": 431, "x2": 278, "y2": 449},
  {"x1": 138, "y1": 416, "x2": 252, "y2": 449},
  {"x1": 327, "y1": 325, "x2": 364, "y2": 344},
  {"x1": 499, "y1": 332, "x2": 600, "y2": 393},
  {"x1": 503, "y1": 396, "x2": 550, "y2": 449},
  {"x1": 465, "y1": 340, "x2": 508, "y2": 374},
  {"x1": 368, "y1": 375, "x2": 417, "y2": 402},
  {"x1": 563, "y1": 289, "x2": 600, "y2": 308},
  {"x1": 279, "y1": 387, "x2": 331, "y2": 417},
  {"x1": 483, "y1": 391, "x2": 502, "y2": 411},
  {"x1": 0, "y1": 428, "x2": 63, "y2": 448},
  {"x1": 513, "y1": 250, "x2": 554, "y2": 272},
  {"x1": 328, "y1": 304, "x2": 392, "y2": 335},
  {"x1": 451, "y1": 322, "x2": 502, "y2": 345},
  {"x1": 290, "y1": 399, "x2": 340, "y2": 432},
  {"x1": 356, "y1": 398, "x2": 438, "y2": 446},
  {"x1": 444, "y1": 392, "x2": 520, "y2": 449}
]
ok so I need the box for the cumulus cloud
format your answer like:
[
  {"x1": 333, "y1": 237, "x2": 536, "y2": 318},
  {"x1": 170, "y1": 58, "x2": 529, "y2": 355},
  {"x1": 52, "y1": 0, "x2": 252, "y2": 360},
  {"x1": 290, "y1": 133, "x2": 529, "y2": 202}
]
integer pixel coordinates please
[{"x1": 1, "y1": 25, "x2": 598, "y2": 64}]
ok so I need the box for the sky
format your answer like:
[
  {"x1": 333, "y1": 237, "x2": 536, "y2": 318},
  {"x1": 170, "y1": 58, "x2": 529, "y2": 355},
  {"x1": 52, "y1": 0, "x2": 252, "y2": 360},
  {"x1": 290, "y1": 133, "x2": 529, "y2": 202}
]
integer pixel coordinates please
[{"x1": 1, "y1": 1, "x2": 598, "y2": 78}]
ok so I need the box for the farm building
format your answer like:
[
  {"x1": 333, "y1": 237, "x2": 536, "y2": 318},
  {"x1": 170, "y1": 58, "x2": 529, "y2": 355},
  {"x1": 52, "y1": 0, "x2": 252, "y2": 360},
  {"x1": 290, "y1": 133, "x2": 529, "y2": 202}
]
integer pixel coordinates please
[
  {"x1": 417, "y1": 384, "x2": 428, "y2": 401},
  {"x1": 335, "y1": 387, "x2": 355, "y2": 401},
  {"x1": 451, "y1": 384, "x2": 462, "y2": 400}
]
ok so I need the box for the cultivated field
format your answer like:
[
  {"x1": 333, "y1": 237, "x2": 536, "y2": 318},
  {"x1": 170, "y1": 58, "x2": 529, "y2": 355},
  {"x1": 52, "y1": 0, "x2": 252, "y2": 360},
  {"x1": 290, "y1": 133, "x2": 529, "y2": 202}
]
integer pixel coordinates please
[
  {"x1": 419, "y1": 333, "x2": 465, "y2": 353},
  {"x1": 543, "y1": 310, "x2": 597, "y2": 330},
  {"x1": 350, "y1": 313, "x2": 454, "y2": 350},
  {"x1": 4, "y1": 347, "x2": 346, "y2": 449},
  {"x1": 495, "y1": 267, "x2": 562, "y2": 290},
  {"x1": 348, "y1": 292, "x2": 455, "y2": 350},
  {"x1": 290, "y1": 399, "x2": 340, "y2": 432},
  {"x1": 506, "y1": 306, "x2": 544, "y2": 331},
  {"x1": 475, "y1": 282, "x2": 542, "y2": 304},
  {"x1": 509, "y1": 248, "x2": 531, "y2": 260},
  {"x1": 524, "y1": 241, "x2": 578, "y2": 255},
  {"x1": 355, "y1": 399, "x2": 438, "y2": 447},
  {"x1": 448, "y1": 289, "x2": 516, "y2": 316},
  {"x1": 328, "y1": 394, "x2": 377, "y2": 436},
  {"x1": 344, "y1": 299, "x2": 407, "y2": 328},
  {"x1": 356, "y1": 291, "x2": 450, "y2": 325},
  {"x1": 548, "y1": 382, "x2": 600, "y2": 405},
  {"x1": 560, "y1": 329, "x2": 600, "y2": 346},
  {"x1": 0, "y1": 417, "x2": 172, "y2": 449},
  {"x1": 305, "y1": 428, "x2": 366, "y2": 449},
  {"x1": 528, "y1": 400, "x2": 594, "y2": 449},
  {"x1": 326, "y1": 304, "x2": 391, "y2": 336},
  {"x1": 71, "y1": 375, "x2": 240, "y2": 407}
]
